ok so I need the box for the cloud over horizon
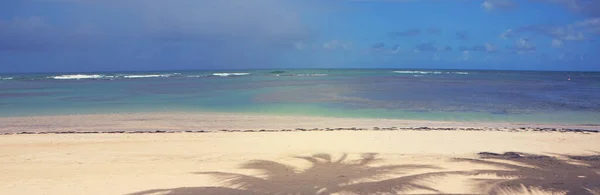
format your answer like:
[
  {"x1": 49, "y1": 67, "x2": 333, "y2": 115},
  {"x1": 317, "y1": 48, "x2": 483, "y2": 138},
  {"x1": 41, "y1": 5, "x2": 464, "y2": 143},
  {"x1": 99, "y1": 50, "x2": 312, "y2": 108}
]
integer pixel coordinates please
[
  {"x1": 1, "y1": 0, "x2": 599, "y2": 72},
  {"x1": 481, "y1": 0, "x2": 518, "y2": 12}
]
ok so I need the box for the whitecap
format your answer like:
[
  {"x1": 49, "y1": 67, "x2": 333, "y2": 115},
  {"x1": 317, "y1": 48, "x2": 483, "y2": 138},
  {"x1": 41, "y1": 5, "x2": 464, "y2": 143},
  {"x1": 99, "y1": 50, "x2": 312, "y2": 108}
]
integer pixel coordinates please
[
  {"x1": 0, "y1": 77, "x2": 13, "y2": 80},
  {"x1": 51, "y1": 74, "x2": 104, "y2": 80},
  {"x1": 293, "y1": 74, "x2": 328, "y2": 77},
  {"x1": 393, "y1": 71, "x2": 434, "y2": 74},
  {"x1": 122, "y1": 73, "x2": 180, "y2": 78},
  {"x1": 393, "y1": 71, "x2": 468, "y2": 75},
  {"x1": 186, "y1": 75, "x2": 207, "y2": 78},
  {"x1": 213, "y1": 73, "x2": 251, "y2": 77},
  {"x1": 123, "y1": 74, "x2": 164, "y2": 78}
]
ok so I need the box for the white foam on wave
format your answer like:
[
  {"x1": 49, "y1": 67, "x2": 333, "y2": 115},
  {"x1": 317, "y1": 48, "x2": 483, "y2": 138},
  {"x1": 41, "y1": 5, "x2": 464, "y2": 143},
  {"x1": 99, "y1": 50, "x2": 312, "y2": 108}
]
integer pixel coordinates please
[
  {"x1": 0, "y1": 77, "x2": 13, "y2": 80},
  {"x1": 51, "y1": 74, "x2": 104, "y2": 80},
  {"x1": 295, "y1": 74, "x2": 328, "y2": 77},
  {"x1": 123, "y1": 74, "x2": 163, "y2": 78},
  {"x1": 393, "y1": 71, "x2": 442, "y2": 74},
  {"x1": 213, "y1": 73, "x2": 251, "y2": 77},
  {"x1": 393, "y1": 71, "x2": 468, "y2": 75},
  {"x1": 50, "y1": 73, "x2": 182, "y2": 80},
  {"x1": 186, "y1": 75, "x2": 208, "y2": 78},
  {"x1": 122, "y1": 73, "x2": 180, "y2": 79}
]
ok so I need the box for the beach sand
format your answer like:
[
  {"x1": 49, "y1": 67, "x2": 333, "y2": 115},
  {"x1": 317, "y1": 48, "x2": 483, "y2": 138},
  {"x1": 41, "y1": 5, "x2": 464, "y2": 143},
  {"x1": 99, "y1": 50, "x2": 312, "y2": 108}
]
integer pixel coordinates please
[
  {"x1": 1, "y1": 112, "x2": 599, "y2": 133},
  {"x1": 0, "y1": 130, "x2": 599, "y2": 194},
  {"x1": 0, "y1": 113, "x2": 599, "y2": 194}
]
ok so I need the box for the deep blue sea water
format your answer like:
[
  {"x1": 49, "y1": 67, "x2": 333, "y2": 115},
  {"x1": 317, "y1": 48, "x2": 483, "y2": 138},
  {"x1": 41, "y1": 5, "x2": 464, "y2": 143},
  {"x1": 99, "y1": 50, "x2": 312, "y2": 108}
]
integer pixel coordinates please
[{"x1": 1, "y1": 69, "x2": 599, "y2": 124}]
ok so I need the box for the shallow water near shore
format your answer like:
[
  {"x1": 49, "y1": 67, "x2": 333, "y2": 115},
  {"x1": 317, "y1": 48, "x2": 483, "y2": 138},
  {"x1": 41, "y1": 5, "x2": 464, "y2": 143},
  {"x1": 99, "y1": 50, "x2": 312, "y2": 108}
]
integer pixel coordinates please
[{"x1": 1, "y1": 69, "x2": 599, "y2": 124}]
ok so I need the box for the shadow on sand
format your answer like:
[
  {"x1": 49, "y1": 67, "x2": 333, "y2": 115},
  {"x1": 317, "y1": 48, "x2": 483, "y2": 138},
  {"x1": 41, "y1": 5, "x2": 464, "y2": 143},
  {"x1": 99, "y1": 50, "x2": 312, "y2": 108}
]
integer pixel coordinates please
[
  {"x1": 453, "y1": 151, "x2": 600, "y2": 195},
  {"x1": 127, "y1": 152, "x2": 600, "y2": 195},
  {"x1": 127, "y1": 153, "x2": 464, "y2": 195}
]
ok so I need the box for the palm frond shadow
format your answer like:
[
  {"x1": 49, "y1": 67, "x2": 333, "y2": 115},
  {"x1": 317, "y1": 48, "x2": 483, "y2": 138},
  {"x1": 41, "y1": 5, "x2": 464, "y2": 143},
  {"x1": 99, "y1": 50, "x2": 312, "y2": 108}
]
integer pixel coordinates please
[
  {"x1": 454, "y1": 152, "x2": 600, "y2": 195},
  {"x1": 566, "y1": 151, "x2": 600, "y2": 170},
  {"x1": 127, "y1": 153, "x2": 465, "y2": 195},
  {"x1": 127, "y1": 187, "x2": 252, "y2": 195}
]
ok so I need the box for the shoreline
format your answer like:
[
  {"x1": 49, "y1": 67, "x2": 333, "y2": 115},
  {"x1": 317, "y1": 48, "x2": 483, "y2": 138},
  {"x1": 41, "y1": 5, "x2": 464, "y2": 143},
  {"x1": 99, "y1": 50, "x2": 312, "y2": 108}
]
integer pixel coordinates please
[
  {"x1": 1, "y1": 112, "x2": 600, "y2": 134},
  {"x1": 2, "y1": 126, "x2": 599, "y2": 135}
]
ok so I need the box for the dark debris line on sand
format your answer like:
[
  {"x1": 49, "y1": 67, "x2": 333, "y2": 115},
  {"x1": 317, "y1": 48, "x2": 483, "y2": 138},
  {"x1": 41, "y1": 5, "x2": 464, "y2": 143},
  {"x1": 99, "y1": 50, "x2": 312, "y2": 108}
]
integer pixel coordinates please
[{"x1": 0, "y1": 126, "x2": 598, "y2": 135}]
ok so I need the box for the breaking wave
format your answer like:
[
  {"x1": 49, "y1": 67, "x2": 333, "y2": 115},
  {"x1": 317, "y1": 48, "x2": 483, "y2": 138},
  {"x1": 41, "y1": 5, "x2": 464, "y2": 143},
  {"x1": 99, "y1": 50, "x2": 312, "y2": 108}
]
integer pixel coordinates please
[
  {"x1": 296, "y1": 74, "x2": 328, "y2": 77},
  {"x1": 124, "y1": 74, "x2": 170, "y2": 78},
  {"x1": 271, "y1": 73, "x2": 328, "y2": 77},
  {"x1": 213, "y1": 73, "x2": 251, "y2": 77},
  {"x1": 0, "y1": 77, "x2": 13, "y2": 80},
  {"x1": 51, "y1": 74, "x2": 105, "y2": 80},
  {"x1": 186, "y1": 75, "x2": 208, "y2": 78},
  {"x1": 393, "y1": 71, "x2": 469, "y2": 75},
  {"x1": 48, "y1": 73, "x2": 182, "y2": 80}
]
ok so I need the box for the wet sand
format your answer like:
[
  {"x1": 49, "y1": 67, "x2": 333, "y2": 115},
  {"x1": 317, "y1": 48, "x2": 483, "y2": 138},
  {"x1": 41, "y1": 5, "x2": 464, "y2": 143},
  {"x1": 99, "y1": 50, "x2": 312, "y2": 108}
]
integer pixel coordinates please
[{"x1": 1, "y1": 112, "x2": 599, "y2": 134}]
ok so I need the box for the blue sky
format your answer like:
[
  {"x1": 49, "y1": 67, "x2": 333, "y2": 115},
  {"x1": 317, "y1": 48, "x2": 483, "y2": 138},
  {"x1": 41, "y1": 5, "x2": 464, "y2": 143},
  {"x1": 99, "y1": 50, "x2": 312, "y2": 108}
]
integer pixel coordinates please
[{"x1": 1, "y1": 0, "x2": 599, "y2": 72}]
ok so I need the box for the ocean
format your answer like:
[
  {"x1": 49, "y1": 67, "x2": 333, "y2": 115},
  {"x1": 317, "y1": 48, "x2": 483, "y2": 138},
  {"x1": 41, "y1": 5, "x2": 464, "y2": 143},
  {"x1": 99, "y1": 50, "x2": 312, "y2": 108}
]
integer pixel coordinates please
[{"x1": 1, "y1": 69, "x2": 599, "y2": 124}]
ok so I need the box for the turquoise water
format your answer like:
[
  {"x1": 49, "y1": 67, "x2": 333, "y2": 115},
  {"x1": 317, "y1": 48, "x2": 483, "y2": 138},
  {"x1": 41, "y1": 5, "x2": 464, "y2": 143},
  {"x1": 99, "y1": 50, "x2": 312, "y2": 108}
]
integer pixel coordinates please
[{"x1": 1, "y1": 69, "x2": 599, "y2": 124}]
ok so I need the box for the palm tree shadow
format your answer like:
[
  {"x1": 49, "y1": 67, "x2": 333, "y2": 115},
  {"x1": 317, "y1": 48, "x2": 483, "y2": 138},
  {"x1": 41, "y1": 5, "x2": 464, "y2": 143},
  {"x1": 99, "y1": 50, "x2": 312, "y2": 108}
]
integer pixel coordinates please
[
  {"x1": 127, "y1": 153, "x2": 465, "y2": 195},
  {"x1": 454, "y1": 152, "x2": 600, "y2": 195},
  {"x1": 566, "y1": 151, "x2": 600, "y2": 170},
  {"x1": 127, "y1": 187, "x2": 253, "y2": 195}
]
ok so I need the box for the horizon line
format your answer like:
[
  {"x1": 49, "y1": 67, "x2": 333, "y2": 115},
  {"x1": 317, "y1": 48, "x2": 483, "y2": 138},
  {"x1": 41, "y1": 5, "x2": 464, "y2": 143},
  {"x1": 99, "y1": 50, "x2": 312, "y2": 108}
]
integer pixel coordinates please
[{"x1": 2, "y1": 67, "x2": 600, "y2": 74}]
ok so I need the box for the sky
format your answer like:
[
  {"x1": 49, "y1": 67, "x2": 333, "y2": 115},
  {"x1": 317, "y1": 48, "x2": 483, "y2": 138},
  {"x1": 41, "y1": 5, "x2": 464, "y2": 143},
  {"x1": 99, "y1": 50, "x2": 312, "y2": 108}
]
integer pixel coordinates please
[{"x1": 1, "y1": 0, "x2": 600, "y2": 73}]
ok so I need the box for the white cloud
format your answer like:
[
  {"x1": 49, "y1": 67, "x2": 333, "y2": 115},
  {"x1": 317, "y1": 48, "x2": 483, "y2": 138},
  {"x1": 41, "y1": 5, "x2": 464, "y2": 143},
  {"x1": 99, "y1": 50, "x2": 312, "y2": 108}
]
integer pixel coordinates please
[
  {"x1": 484, "y1": 43, "x2": 496, "y2": 52},
  {"x1": 461, "y1": 50, "x2": 470, "y2": 60},
  {"x1": 575, "y1": 18, "x2": 600, "y2": 27},
  {"x1": 517, "y1": 38, "x2": 534, "y2": 46},
  {"x1": 323, "y1": 40, "x2": 352, "y2": 50},
  {"x1": 390, "y1": 44, "x2": 402, "y2": 54},
  {"x1": 532, "y1": 0, "x2": 600, "y2": 17},
  {"x1": 481, "y1": 0, "x2": 517, "y2": 12},
  {"x1": 294, "y1": 41, "x2": 308, "y2": 50},
  {"x1": 561, "y1": 32, "x2": 586, "y2": 40},
  {"x1": 323, "y1": 40, "x2": 338, "y2": 49},
  {"x1": 512, "y1": 38, "x2": 536, "y2": 54},
  {"x1": 433, "y1": 52, "x2": 440, "y2": 61},
  {"x1": 551, "y1": 39, "x2": 563, "y2": 48},
  {"x1": 481, "y1": 1, "x2": 494, "y2": 11},
  {"x1": 500, "y1": 29, "x2": 514, "y2": 39},
  {"x1": 500, "y1": 17, "x2": 598, "y2": 43}
]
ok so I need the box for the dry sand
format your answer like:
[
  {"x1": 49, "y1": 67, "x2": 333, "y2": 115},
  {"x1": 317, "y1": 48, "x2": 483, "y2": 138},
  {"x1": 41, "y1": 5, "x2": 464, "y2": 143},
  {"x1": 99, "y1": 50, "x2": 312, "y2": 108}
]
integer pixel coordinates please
[{"x1": 1, "y1": 129, "x2": 599, "y2": 195}]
